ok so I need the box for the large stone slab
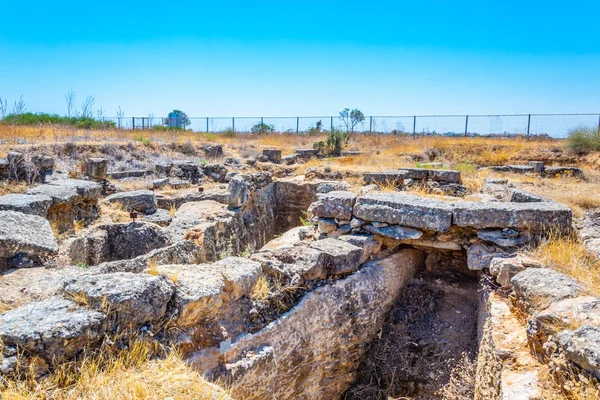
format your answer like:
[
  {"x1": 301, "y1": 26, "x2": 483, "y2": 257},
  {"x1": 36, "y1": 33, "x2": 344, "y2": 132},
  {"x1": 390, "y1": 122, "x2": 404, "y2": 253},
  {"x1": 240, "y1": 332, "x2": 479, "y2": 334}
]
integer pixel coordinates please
[
  {"x1": 62, "y1": 272, "x2": 174, "y2": 326},
  {"x1": 363, "y1": 224, "x2": 423, "y2": 240},
  {"x1": 363, "y1": 170, "x2": 407, "y2": 187},
  {"x1": 556, "y1": 325, "x2": 600, "y2": 377},
  {"x1": 26, "y1": 179, "x2": 102, "y2": 206},
  {"x1": 105, "y1": 189, "x2": 157, "y2": 213},
  {"x1": 0, "y1": 210, "x2": 58, "y2": 260},
  {"x1": 309, "y1": 238, "x2": 362, "y2": 275},
  {"x1": 452, "y1": 201, "x2": 572, "y2": 231},
  {"x1": 209, "y1": 249, "x2": 423, "y2": 400},
  {"x1": 512, "y1": 268, "x2": 584, "y2": 312},
  {"x1": 212, "y1": 257, "x2": 262, "y2": 302},
  {"x1": 168, "y1": 200, "x2": 234, "y2": 242},
  {"x1": 354, "y1": 193, "x2": 453, "y2": 232},
  {"x1": 307, "y1": 191, "x2": 357, "y2": 220},
  {"x1": 0, "y1": 194, "x2": 53, "y2": 217},
  {"x1": 155, "y1": 264, "x2": 225, "y2": 328},
  {"x1": 0, "y1": 297, "x2": 106, "y2": 363}
]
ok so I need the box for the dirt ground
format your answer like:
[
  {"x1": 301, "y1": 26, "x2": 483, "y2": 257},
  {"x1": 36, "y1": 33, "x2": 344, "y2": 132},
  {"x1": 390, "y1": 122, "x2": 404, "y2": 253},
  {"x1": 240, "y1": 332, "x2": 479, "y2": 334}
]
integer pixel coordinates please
[{"x1": 344, "y1": 270, "x2": 480, "y2": 400}]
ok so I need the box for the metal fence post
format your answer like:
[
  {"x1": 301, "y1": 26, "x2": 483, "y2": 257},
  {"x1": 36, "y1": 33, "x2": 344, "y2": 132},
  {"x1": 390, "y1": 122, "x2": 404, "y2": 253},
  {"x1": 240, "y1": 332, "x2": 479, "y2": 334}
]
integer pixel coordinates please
[
  {"x1": 413, "y1": 116, "x2": 416, "y2": 138},
  {"x1": 232, "y1": 117, "x2": 235, "y2": 132},
  {"x1": 261, "y1": 117, "x2": 263, "y2": 125},
  {"x1": 132, "y1": 117, "x2": 135, "y2": 130},
  {"x1": 296, "y1": 117, "x2": 299, "y2": 134},
  {"x1": 206, "y1": 117, "x2": 209, "y2": 133},
  {"x1": 527, "y1": 114, "x2": 531, "y2": 138},
  {"x1": 330, "y1": 116, "x2": 333, "y2": 133},
  {"x1": 597, "y1": 114, "x2": 600, "y2": 134},
  {"x1": 464, "y1": 115, "x2": 469, "y2": 137},
  {"x1": 369, "y1": 116, "x2": 373, "y2": 133}
]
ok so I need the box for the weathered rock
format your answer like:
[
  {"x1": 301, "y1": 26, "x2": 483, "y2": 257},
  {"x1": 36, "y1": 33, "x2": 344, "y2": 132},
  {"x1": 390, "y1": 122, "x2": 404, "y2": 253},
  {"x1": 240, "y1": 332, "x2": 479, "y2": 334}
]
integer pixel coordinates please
[
  {"x1": 228, "y1": 175, "x2": 250, "y2": 208},
  {"x1": 203, "y1": 144, "x2": 223, "y2": 158},
  {"x1": 255, "y1": 245, "x2": 327, "y2": 281},
  {"x1": 262, "y1": 149, "x2": 282, "y2": 163},
  {"x1": 0, "y1": 297, "x2": 106, "y2": 364},
  {"x1": 489, "y1": 257, "x2": 526, "y2": 285},
  {"x1": 528, "y1": 161, "x2": 545, "y2": 174},
  {"x1": 295, "y1": 148, "x2": 319, "y2": 159},
  {"x1": 509, "y1": 190, "x2": 548, "y2": 203},
  {"x1": 531, "y1": 296, "x2": 600, "y2": 349},
  {"x1": 556, "y1": 325, "x2": 600, "y2": 377},
  {"x1": 354, "y1": 193, "x2": 453, "y2": 232},
  {"x1": 84, "y1": 158, "x2": 108, "y2": 181},
  {"x1": 307, "y1": 191, "x2": 356, "y2": 220},
  {"x1": 66, "y1": 222, "x2": 170, "y2": 266},
  {"x1": 477, "y1": 228, "x2": 530, "y2": 247},
  {"x1": 363, "y1": 170, "x2": 407, "y2": 187},
  {"x1": 512, "y1": 268, "x2": 584, "y2": 312},
  {"x1": 259, "y1": 226, "x2": 313, "y2": 251},
  {"x1": 26, "y1": 179, "x2": 102, "y2": 206},
  {"x1": 168, "y1": 179, "x2": 190, "y2": 189},
  {"x1": 156, "y1": 264, "x2": 225, "y2": 328},
  {"x1": 544, "y1": 166, "x2": 584, "y2": 178},
  {"x1": 213, "y1": 257, "x2": 262, "y2": 302},
  {"x1": 105, "y1": 189, "x2": 157, "y2": 213},
  {"x1": 309, "y1": 238, "x2": 362, "y2": 275},
  {"x1": 153, "y1": 178, "x2": 169, "y2": 189},
  {"x1": 317, "y1": 218, "x2": 337, "y2": 234},
  {"x1": 208, "y1": 250, "x2": 422, "y2": 400},
  {"x1": 364, "y1": 224, "x2": 423, "y2": 240},
  {"x1": 0, "y1": 210, "x2": 58, "y2": 261},
  {"x1": 467, "y1": 242, "x2": 506, "y2": 270},
  {"x1": 62, "y1": 272, "x2": 174, "y2": 326},
  {"x1": 315, "y1": 181, "x2": 350, "y2": 193},
  {"x1": 337, "y1": 234, "x2": 381, "y2": 264},
  {"x1": 0, "y1": 194, "x2": 52, "y2": 217},
  {"x1": 490, "y1": 165, "x2": 535, "y2": 174},
  {"x1": 141, "y1": 208, "x2": 173, "y2": 226},
  {"x1": 397, "y1": 167, "x2": 429, "y2": 180},
  {"x1": 107, "y1": 170, "x2": 151, "y2": 179},
  {"x1": 281, "y1": 155, "x2": 296, "y2": 165},
  {"x1": 452, "y1": 201, "x2": 572, "y2": 231},
  {"x1": 429, "y1": 169, "x2": 461, "y2": 183}
]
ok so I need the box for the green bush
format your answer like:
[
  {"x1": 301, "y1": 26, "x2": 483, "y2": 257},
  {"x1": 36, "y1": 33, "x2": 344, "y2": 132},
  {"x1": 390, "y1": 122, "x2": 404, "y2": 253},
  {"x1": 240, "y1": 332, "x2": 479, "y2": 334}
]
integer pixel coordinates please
[
  {"x1": 307, "y1": 120, "x2": 324, "y2": 136},
  {"x1": 222, "y1": 128, "x2": 236, "y2": 138},
  {"x1": 251, "y1": 122, "x2": 275, "y2": 134},
  {"x1": 1, "y1": 112, "x2": 116, "y2": 129},
  {"x1": 567, "y1": 127, "x2": 600, "y2": 154},
  {"x1": 324, "y1": 129, "x2": 349, "y2": 156},
  {"x1": 152, "y1": 125, "x2": 184, "y2": 132}
]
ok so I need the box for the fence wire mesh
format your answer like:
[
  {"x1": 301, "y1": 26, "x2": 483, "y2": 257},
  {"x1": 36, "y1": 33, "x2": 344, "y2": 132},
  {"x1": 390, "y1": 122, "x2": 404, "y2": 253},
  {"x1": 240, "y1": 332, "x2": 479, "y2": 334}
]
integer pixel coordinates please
[{"x1": 93, "y1": 113, "x2": 600, "y2": 138}]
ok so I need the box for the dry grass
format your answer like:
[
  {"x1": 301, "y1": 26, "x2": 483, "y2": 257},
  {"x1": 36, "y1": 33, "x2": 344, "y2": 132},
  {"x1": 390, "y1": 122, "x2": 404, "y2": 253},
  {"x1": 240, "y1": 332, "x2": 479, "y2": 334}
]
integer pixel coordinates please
[
  {"x1": 439, "y1": 353, "x2": 476, "y2": 400},
  {"x1": 0, "y1": 340, "x2": 230, "y2": 400},
  {"x1": 0, "y1": 181, "x2": 29, "y2": 196},
  {"x1": 99, "y1": 202, "x2": 129, "y2": 223},
  {"x1": 528, "y1": 233, "x2": 600, "y2": 298},
  {"x1": 250, "y1": 275, "x2": 270, "y2": 302}
]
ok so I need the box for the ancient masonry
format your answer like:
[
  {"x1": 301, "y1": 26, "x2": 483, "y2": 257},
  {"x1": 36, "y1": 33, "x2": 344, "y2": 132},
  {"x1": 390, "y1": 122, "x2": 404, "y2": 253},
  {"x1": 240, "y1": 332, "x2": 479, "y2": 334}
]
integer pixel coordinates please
[{"x1": 0, "y1": 157, "x2": 597, "y2": 399}]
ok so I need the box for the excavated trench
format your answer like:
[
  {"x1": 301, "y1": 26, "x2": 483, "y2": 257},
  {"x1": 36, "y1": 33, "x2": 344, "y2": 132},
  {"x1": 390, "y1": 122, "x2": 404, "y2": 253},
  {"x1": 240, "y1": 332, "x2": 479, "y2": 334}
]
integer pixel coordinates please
[{"x1": 345, "y1": 249, "x2": 480, "y2": 400}]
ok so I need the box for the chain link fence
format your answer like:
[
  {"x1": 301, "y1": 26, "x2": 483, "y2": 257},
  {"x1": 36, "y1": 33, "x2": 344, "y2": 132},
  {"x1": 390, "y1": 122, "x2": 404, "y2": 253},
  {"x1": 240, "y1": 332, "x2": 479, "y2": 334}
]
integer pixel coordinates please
[{"x1": 94, "y1": 113, "x2": 600, "y2": 138}]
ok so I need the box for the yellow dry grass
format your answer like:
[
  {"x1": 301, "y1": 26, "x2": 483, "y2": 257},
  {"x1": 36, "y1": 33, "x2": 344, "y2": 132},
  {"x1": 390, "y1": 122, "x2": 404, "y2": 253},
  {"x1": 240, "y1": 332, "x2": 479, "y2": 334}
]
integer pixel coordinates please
[
  {"x1": 528, "y1": 233, "x2": 600, "y2": 298},
  {"x1": 0, "y1": 340, "x2": 230, "y2": 400},
  {"x1": 99, "y1": 202, "x2": 129, "y2": 223},
  {"x1": 250, "y1": 275, "x2": 270, "y2": 302}
]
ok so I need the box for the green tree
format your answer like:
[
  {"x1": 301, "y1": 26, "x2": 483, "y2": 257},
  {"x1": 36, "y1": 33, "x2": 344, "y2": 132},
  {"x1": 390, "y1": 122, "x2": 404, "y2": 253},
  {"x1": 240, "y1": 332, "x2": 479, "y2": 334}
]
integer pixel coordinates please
[
  {"x1": 307, "y1": 120, "x2": 323, "y2": 136},
  {"x1": 251, "y1": 122, "x2": 275, "y2": 134},
  {"x1": 339, "y1": 108, "x2": 365, "y2": 132}
]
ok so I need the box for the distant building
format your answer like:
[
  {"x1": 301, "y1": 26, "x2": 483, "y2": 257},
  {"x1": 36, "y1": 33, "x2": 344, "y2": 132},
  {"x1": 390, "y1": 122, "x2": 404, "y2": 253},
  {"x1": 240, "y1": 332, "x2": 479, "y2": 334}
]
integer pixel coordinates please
[{"x1": 167, "y1": 112, "x2": 182, "y2": 128}]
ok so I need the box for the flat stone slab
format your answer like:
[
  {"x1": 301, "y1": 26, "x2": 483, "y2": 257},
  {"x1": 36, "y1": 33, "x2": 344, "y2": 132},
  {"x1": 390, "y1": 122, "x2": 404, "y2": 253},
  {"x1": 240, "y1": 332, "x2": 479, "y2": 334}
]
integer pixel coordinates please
[
  {"x1": 489, "y1": 165, "x2": 535, "y2": 174},
  {"x1": 363, "y1": 170, "x2": 407, "y2": 186},
  {"x1": 363, "y1": 224, "x2": 423, "y2": 240},
  {"x1": 307, "y1": 191, "x2": 357, "y2": 220},
  {"x1": 512, "y1": 268, "x2": 584, "y2": 312},
  {"x1": 557, "y1": 325, "x2": 600, "y2": 377},
  {"x1": 26, "y1": 179, "x2": 102, "y2": 206},
  {"x1": 141, "y1": 208, "x2": 173, "y2": 226},
  {"x1": 105, "y1": 189, "x2": 157, "y2": 213},
  {"x1": 62, "y1": 272, "x2": 174, "y2": 326},
  {"x1": 452, "y1": 201, "x2": 572, "y2": 230},
  {"x1": 544, "y1": 166, "x2": 584, "y2": 178},
  {"x1": 309, "y1": 238, "x2": 363, "y2": 275},
  {"x1": 0, "y1": 193, "x2": 53, "y2": 217},
  {"x1": 354, "y1": 193, "x2": 453, "y2": 232},
  {"x1": 428, "y1": 169, "x2": 461, "y2": 183},
  {"x1": 0, "y1": 210, "x2": 59, "y2": 260},
  {"x1": 509, "y1": 190, "x2": 549, "y2": 203},
  {"x1": 107, "y1": 169, "x2": 151, "y2": 179},
  {"x1": 0, "y1": 297, "x2": 106, "y2": 363}
]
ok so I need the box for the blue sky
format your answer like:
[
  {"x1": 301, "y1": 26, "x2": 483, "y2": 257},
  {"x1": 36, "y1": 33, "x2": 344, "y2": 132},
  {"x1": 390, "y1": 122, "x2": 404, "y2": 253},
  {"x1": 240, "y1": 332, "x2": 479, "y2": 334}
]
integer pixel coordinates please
[{"x1": 1, "y1": 0, "x2": 599, "y2": 118}]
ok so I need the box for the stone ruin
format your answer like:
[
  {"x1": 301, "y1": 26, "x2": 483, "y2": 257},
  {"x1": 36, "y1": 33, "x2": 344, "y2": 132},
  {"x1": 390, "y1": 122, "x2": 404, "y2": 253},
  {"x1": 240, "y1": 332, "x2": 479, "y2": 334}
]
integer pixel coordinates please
[{"x1": 0, "y1": 159, "x2": 599, "y2": 399}]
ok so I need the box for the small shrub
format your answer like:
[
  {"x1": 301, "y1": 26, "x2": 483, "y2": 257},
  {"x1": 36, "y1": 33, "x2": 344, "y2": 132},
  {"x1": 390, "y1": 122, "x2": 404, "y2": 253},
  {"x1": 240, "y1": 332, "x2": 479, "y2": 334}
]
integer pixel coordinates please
[
  {"x1": 306, "y1": 120, "x2": 324, "y2": 136},
  {"x1": 566, "y1": 127, "x2": 600, "y2": 154},
  {"x1": 221, "y1": 128, "x2": 236, "y2": 138},
  {"x1": 251, "y1": 122, "x2": 275, "y2": 134},
  {"x1": 324, "y1": 129, "x2": 349, "y2": 156}
]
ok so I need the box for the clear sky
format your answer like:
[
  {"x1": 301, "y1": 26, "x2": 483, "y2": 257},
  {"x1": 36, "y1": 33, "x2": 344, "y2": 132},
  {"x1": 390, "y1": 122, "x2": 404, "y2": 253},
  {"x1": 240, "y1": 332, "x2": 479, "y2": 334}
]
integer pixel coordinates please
[{"x1": 1, "y1": 0, "x2": 599, "y2": 118}]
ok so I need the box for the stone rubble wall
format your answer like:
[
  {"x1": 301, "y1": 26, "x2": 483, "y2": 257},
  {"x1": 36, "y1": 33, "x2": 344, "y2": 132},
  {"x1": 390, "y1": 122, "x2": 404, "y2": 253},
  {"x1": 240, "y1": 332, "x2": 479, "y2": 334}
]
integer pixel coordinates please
[{"x1": 308, "y1": 190, "x2": 571, "y2": 270}]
